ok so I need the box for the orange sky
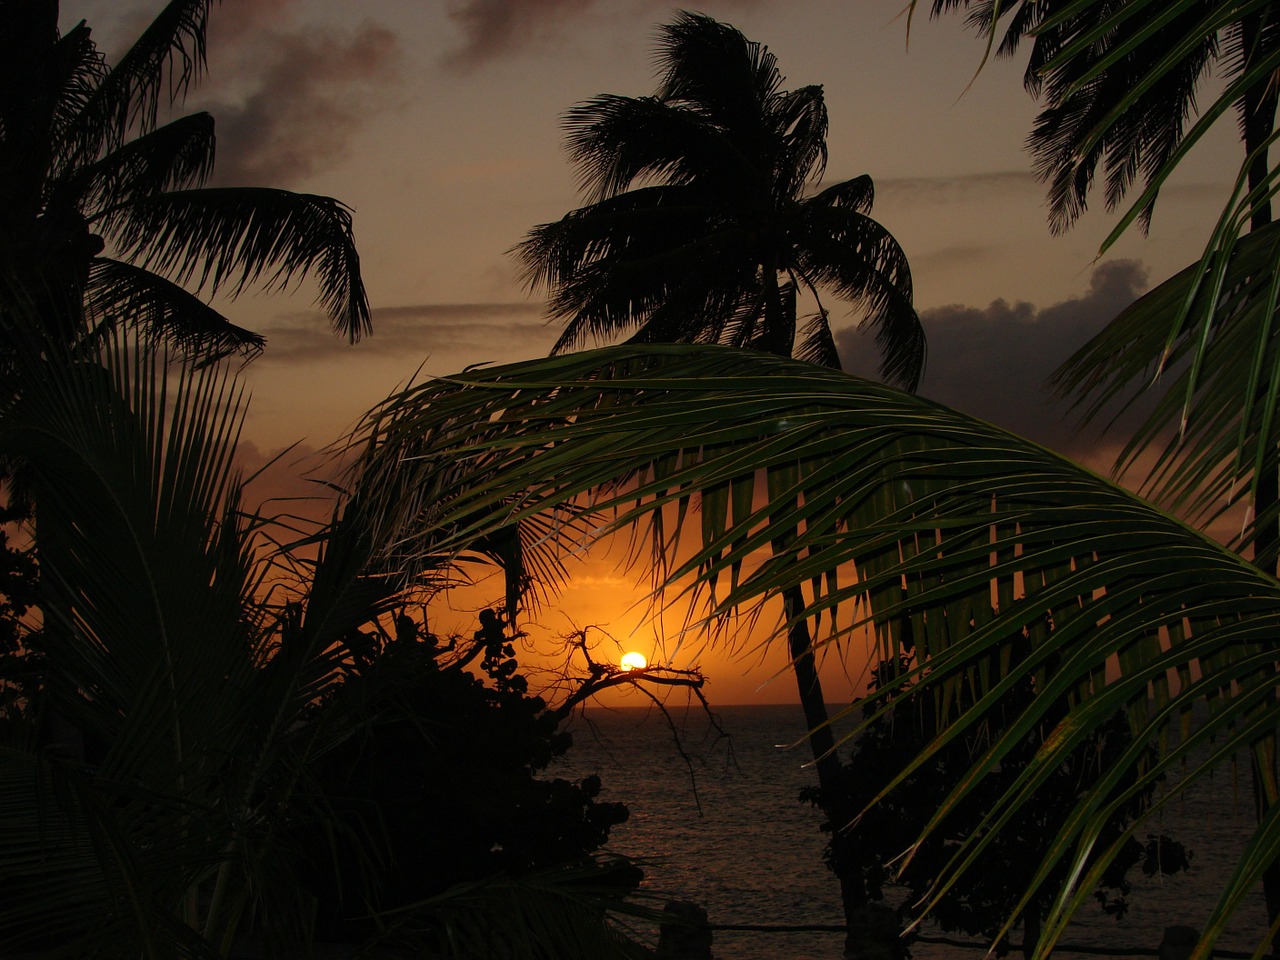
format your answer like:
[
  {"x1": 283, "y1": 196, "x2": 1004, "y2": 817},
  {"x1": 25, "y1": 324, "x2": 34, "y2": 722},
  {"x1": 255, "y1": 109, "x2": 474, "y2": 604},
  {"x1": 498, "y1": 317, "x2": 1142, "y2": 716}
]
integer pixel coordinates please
[{"x1": 71, "y1": 0, "x2": 1245, "y2": 704}]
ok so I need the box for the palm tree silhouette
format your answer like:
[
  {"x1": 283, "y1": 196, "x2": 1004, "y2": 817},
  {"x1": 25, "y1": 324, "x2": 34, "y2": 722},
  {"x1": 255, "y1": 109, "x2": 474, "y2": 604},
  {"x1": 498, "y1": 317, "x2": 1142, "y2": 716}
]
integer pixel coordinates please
[
  {"x1": 516, "y1": 13, "x2": 923, "y2": 951},
  {"x1": 932, "y1": 0, "x2": 1280, "y2": 236},
  {"x1": 516, "y1": 11, "x2": 923, "y2": 387},
  {"x1": 0, "y1": 0, "x2": 370, "y2": 358}
]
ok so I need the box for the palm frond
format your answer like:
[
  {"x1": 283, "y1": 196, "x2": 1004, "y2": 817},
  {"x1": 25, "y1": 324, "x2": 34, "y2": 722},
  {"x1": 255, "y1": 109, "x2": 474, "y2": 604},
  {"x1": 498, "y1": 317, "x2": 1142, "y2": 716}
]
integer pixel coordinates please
[
  {"x1": 95, "y1": 187, "x2": 372, "y2": 342},
  {"x1": 85, "y1": 257, "x2": 265, "y2": 358},
  {"x1": 56, "y1": 112, "x2": 216, "y2": 215},
  {"x1": 69, "y1": 0, "x2": 216, "y2": 152},
  {"x1": 564, "y1": 95, "x2": 754, "y2": 204},
  {"x1": 793, "y1": 203, "x2": 923, "y2": 390},
  {"x1": 1053, "y1": 218, "x2": 1280, "y2": 550},
  {"x1": 346, "y1": 343, "x2": 1280, "y2": 959}
]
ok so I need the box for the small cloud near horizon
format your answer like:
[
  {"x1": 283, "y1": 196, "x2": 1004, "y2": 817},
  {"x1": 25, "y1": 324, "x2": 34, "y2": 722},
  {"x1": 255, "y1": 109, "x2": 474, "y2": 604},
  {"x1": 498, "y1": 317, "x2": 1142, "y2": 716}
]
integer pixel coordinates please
[{"x1": 252, "y1": 302, "x2": 557, "y2": 364}]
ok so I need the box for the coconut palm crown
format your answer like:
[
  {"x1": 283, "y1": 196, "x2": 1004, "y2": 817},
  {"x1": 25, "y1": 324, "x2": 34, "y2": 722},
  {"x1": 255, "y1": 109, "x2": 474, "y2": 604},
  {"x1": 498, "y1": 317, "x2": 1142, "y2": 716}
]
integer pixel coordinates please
[
  {"x1": 0, "y1": 0, "x2": 371, "y2": 358},
  {"x1": 516, "y1": 11, "x2": 924, "y2": 389}
]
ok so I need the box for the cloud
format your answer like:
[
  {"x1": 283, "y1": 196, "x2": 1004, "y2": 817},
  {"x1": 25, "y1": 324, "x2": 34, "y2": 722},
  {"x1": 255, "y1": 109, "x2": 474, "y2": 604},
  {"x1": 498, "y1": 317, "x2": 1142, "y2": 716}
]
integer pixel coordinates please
[
  {"x1": 441, "y1": 0, "x2": 767, "y2": 70},
  {"x1": 198, "y1": 17, "x2": 400, "y2": 187},
  {"x1": 443, "y1": 0, "x2": 596, "y2": 70},
  {"x1": 836, "y1": 258, "x2": 1150, "y2": 467},
  {"x1": 255, "y1": 302, "x2": 557, "y2": 363},
  {"x1": 207, "y1": 0, "x2": 300, "y2": 44}
]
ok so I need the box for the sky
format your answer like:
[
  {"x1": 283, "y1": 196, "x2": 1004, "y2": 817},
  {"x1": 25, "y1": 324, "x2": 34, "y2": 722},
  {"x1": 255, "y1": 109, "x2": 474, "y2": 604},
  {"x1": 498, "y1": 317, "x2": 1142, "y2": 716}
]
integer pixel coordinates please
[{"x1": 68, "y1": 0, "x2": 1246, "y2": 704}]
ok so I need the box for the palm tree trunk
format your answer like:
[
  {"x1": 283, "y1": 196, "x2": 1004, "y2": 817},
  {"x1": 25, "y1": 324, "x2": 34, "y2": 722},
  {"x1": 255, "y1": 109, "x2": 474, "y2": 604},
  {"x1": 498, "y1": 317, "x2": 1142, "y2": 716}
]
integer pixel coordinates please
[
  {"x1": 760, "y1": 266, "x2": 876, "y2": 956},
  {"x1": 1238, "y1": 9, "x2": 1280, "y2": 943},
  {"x1": 782, "y1": 586, "x2": 873, "y2": 957}
]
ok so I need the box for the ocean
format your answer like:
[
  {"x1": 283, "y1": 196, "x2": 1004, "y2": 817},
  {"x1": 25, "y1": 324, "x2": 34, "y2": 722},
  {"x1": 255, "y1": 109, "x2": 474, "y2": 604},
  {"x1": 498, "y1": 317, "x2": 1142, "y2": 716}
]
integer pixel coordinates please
[{"x1": 549, "y1": 703, "x2": 1271, "y2": 960}]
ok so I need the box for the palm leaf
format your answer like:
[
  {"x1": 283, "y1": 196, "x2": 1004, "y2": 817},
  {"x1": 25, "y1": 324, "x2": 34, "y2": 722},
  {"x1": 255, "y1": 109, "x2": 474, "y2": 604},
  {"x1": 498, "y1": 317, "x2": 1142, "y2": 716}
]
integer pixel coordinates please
[
  {"x1": 58, "y1": 112, "x2": 217, "y2": 215},
  {"x1": 94, "y1": 187, "x2": 372, "y2": 342},
  {"x1": 68, "y1": 0, "x2": 216, "y2": 153},
  {"x1": 1053, "y1": 218, "x2": 1280, "y2": 559},
  {"x1": 346, "y1": 343, "x2": 1280, "y2": 959},
  {"x1": 85, "y1": 258, "x2": 265, "y2": 357}
]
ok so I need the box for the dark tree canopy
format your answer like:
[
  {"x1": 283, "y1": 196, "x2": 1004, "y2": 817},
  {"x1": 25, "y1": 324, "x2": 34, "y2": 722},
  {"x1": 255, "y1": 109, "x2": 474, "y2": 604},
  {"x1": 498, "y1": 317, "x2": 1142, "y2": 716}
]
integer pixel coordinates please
[{"x1": 295, "y1": 618, "x2": 635, "y2": 945}]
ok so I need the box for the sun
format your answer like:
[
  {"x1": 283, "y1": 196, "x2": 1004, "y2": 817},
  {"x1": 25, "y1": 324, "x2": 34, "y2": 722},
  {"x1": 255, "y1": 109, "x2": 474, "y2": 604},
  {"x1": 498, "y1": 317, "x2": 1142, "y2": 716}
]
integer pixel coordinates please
[{"x1": 619, "y1": 651, "x2": 647, "y2": 671}]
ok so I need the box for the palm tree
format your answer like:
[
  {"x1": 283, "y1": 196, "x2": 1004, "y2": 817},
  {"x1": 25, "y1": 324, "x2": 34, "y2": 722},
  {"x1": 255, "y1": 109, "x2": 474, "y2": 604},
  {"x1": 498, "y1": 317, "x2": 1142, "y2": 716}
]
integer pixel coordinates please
[
  {"x1": 346, "y1": 341, "x2": 1280, "y2": 960},
  {"x1": 514, "y1": 14, "x2": 924, "y2": 947},
  {"x1": 0, "y1": 0, "x2": 370, "y2": 359},
  {"x1": 515, "y1": 11, "x2": 922, "y2": 385},
  {"x1": 928, "y1": 0, "x2": 1267, "y2": 235}
]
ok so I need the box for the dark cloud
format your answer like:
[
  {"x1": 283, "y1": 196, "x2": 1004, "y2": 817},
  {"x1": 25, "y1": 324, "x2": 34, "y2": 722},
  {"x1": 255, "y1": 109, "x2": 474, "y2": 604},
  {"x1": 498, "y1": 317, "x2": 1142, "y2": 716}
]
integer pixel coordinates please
[
  {"x1": 199, "y1": 18, "x2": 400, "y2": 187},
  {"x1": 443, "y1": 0, "x2": 595, "y2": 70},
  {"x1": 836, "y1": 259, "x2": 1150, "y2": 467},
  {"x1": 256, "y1": 302, "x2": 556, "y2": 363},
  {"x1": 441, "y1": 0, "x2": 765, "y2": 70},
  {"x1": 209, "y1": 0, "x2": 300, "y2": 45}
]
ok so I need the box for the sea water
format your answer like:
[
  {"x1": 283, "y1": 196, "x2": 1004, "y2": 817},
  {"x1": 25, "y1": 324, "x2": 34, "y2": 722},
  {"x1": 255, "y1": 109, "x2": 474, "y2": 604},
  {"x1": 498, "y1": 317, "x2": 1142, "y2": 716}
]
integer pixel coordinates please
[{"x1": 549, "y1": 703, "x2": 1271, "y2": 960}]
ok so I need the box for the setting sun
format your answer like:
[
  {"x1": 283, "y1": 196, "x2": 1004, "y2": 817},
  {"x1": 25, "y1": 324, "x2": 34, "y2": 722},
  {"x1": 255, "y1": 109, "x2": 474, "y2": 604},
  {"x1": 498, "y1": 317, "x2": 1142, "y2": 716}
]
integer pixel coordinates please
[{"x1": 619, "y1": 651, "x2": 647, "y2": 671}]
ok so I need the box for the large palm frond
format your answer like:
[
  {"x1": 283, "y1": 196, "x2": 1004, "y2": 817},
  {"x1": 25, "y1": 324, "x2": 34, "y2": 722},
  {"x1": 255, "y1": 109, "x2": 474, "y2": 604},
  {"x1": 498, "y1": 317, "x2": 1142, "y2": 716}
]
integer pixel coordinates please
[
  {"x1": 347, "y1": 343, "x2": 1280, "y2": 960},
  {"x1": 0, "y1": 315, "x2": 626, "y2": 954},
  {"x1": 0, "y1": 323, "x2": 273, "y2": 953}
]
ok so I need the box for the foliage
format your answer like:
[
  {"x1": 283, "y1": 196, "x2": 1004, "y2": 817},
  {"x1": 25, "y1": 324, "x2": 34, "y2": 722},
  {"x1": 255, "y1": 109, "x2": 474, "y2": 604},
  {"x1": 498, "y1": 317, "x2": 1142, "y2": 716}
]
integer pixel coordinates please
[
  {"x1": 345, "y1": 342, "x2": 1280, "y2": 959},
  {"x1": 515, "y1": 11, "x2": 922, "y2": 386},
  {"x1": 521, "y1": 18, "x2": 926, "y2": 948},
  {"x1": 0, "y1": 499, "x2": 38, "y2": 722},
  {"x1": 296, "y1": 619, "x2": 635, "y2": 944}
]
